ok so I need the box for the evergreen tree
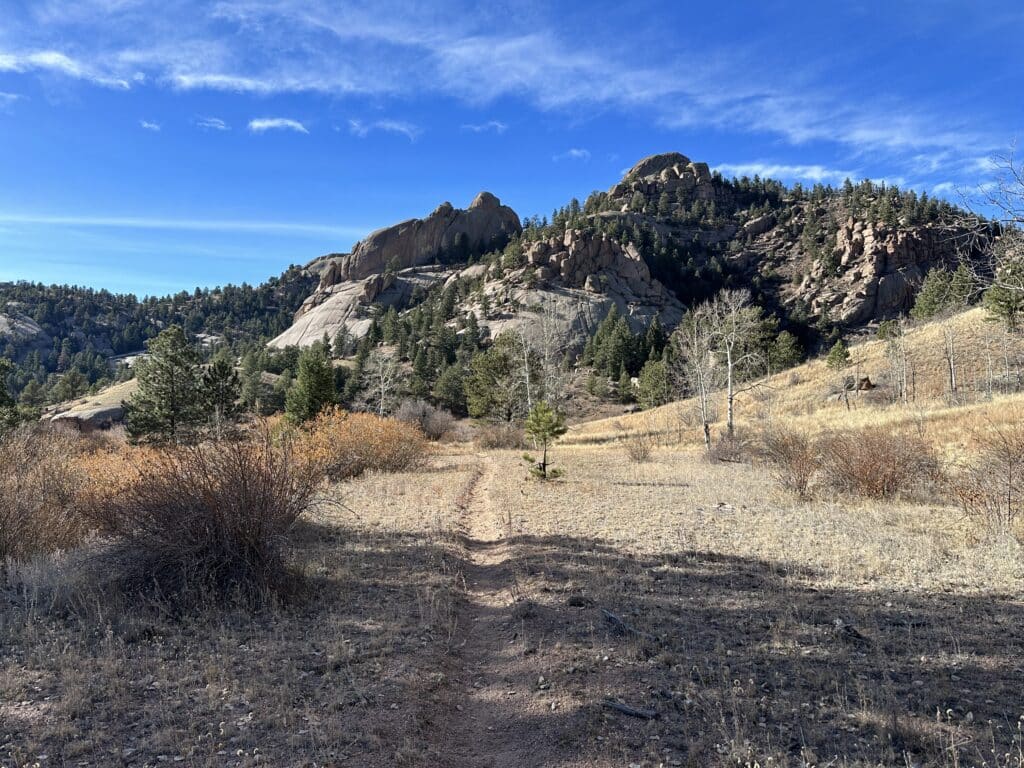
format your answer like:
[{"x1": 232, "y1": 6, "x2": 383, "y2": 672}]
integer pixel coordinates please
[
  {"x1": 465, "y1": 332, "x2": 540, "y2": 421},
  {"x1": 202, "y1": 352, "x2": 241, "y2": 437},
  {"x1": 636, "y1": 358, "x2": 670, "y2": 409},
  {"x1": 434, "y1": 364, "x2": 467, "y2": 415},
  {"x1": 911, "y1": 268, "x2": 953, "y2": 320},
  {"x1": 825, "y1": 339, "x2": 851, "y2": 371},
  {"x1": 0, "y1": 357, "x2": 18, "y2": 434},
  {"x1": 768, "y1": 331, "x2": 803, "y2": 372},
  {"x1": 125, "y1": 325, "x2": 205, "y2": 442},
  {"x1": 522, "y1": 401, "x2": 567, "y2": 480},
  {"x1": 618, "y1": 368, "x2": 634, "y2": 404},
  {"x1": 285, "y1": 343, "x2": 337, "y2": 423}
]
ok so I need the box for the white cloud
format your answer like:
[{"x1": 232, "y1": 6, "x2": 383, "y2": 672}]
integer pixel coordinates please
[
  {"x1": 348, "y1": 118, "x2": 421, "y2": 141},
  {"x1": 461, "y1": 120, "x2": 507, "y2": 134},
  {"x1": 0, "y1": 211, "x2": 363, "y2": 238},
  {"x1": 553, "y1": 148, "x2": 590, "y2": 162},
  {"x1": 0, "y1": 48, "x2": 130, "y2": 89},
  {"x1": 0, "y1": 2, "x2": 1008, "y2": 174},
  {"x1": 715, "y1": 162, "x2": 858, "y2": 185},
  {"x1": 195, "y1": 116, "x2": 229, "y2": 131},
  {"x1": 139, "y1": 119, "x2": 160, "y2": 131},
  {"x1": 0, "y1": 91, "x2": 20, "y2": 109},
  {"x1": 247, "y1": 117, "x2": 308, "y2": 134}
]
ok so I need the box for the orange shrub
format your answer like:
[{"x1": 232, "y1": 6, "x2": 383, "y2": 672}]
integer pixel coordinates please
[
  {"x1": 302, "y1": 408, "x2": 428, "y2": 481},
  {"x1": 78, "y1": 424, "x2": 324, "y2": 598}
]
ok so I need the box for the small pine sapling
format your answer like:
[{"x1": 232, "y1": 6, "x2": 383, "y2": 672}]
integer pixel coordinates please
[{"x1": 522, "y1": 401, "x2": 567, "y2": 480}]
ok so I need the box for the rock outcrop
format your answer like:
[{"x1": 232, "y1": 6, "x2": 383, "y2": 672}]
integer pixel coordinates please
[
  {"x1": 608, "y1": 152, "x2": 727, "y2": 209},
  {"x1": 315, "y1": 192, "x2": 520, "y2": 288},
  {"x1": 526, "y1": 229, "x2": 677, "y2": 307},
  {"x1": 272, "y1": 151, "x2": 978, "y2": 354}
]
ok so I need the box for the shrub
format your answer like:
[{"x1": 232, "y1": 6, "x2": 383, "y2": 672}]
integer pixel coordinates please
[
  {"x1": 394, "y1": 399, "x2": 456, "y2": 441},
  {"x1": 0, "y1": 424, "x2": 86, "y2": 562},
  {"x1": 303, "y1": 408, "x2": 428, "y2": 481},
  {"x1": 708, "y1": 431, "x2": 750, "y2": 464},
  {"x1": 79, "y1": 425, "x2": 324, "y2": 598},
  {"x1": 623, "y1": 431, "x2": 654, "y2": 463},
  {"x1": 759, "y1": 428, "x2": 816, "y2": 498},
  {"x1": 476, "y1": 422, "x2": 525, "y2": 450},
  {"x1": 817, "y1": 427, "x2": 940, "y2": 499},
  {"x1": 948, "y1": 425, "x2": 1024, "y2": 537}
]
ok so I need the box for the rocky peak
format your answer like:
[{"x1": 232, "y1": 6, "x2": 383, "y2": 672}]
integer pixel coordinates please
[
  {"x1": 624, "y1": 152, "x2": 692, "y2": 180},
  {"x1": 608, "y1": 152, "x2": 724, "y2": 209},
  {"x1": 313, "y1": 192, "x2": 521, "y2": 290}
]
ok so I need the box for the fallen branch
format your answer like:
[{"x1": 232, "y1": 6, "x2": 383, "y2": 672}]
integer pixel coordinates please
[
  {"x1": 601, "y1": 609, "x2": 658, "y2": 644},
  {"x1": 602, "y1": 699, "x2": 659, "y2": 720}
]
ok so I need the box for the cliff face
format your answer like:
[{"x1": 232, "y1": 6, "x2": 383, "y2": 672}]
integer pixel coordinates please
[
  {"x1": 311, "y1": 191, "x2": 521, "y2": 290},
  {"x1": 272, "y1": 152, "x2": 977, "y2": 352}
]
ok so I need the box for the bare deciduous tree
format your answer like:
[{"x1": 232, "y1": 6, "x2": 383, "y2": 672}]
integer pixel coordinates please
[
  {"x1": 705, "y1": 289, "x2": 765, "y2": 438},
  {"x1": 364, "y1": 350, "x2": 401, "y2": 416},
  {"x1": 671, "y1": 304, "x2": 718, "y2": 452}
]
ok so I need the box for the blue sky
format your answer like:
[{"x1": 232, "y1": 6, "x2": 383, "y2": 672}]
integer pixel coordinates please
[{"x1": 0, "y1": 0, "x2": 1021, "y2": 296}]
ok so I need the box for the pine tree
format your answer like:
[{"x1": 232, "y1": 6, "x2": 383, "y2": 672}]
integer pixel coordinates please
[
  {"x1": 434, "y1": 364, "x2": 467, "y2": 415},
  {"x1": 911, "y1": 268, "x2": 953, "y2": 320},
  {"x1": 618, "y1": 368, "x2": 634, "y2": 404},
  {"x1": 826, "y1": 339, "x2": 851, "y2": 371},
  {"x1": 285, "y1": 343, "x2": 337, "y2": 423},
  {"x1": 522, "y1": 401, "x2": 567, "y2": 480},
  {"x1": 768, "y1": 331, "x2": 803, "y2": 372},
  {"x1": 202, "y1": 353, "x2": 241, "y2": 438},
  {"x1": 636, "y1": 359, "x2": 670, "y2": 409},
  {"x1": 125, "y1": 325, "x2": 205, "y2": 442}
]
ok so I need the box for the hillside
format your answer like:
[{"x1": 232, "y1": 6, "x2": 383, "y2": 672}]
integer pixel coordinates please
[
  {"x1": 568, "y1": 306, "x2": 1024, "y2": 451},
  {"x1": 0, "y1": 267, "x2": 316, "y2": 404},
  {"x1": 272, "y1": 151, "x2": 976, "y2": 357}
]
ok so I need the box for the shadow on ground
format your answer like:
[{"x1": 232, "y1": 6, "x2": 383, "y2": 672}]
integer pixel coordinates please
[{"x1": 3, "y1": 521, "x2": 1023, "y2": 767}]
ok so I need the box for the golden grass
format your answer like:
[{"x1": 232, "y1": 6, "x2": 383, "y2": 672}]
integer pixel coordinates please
[
  {"x1": 568, "y1": 308, "x2": 1024, "y2": 452},
  {"x1": 5, "y1": 376, "x2": 1024, "y2": 765}
]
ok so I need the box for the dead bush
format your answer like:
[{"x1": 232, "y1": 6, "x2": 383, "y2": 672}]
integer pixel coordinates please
[
  {"x1": 708, "y1": 431, "x2": 750, "y2": 464},
  {"x1": 948, "y1": 424, "x2": 1024, "y2": 537},
  {"x1": 394, "y1": 399, "x2": 455, "y2": 441},
  {"x1": 476, "y1": 422, "x2": 525, "y2": 450},
  {"x1": 817, "y1": 427, "x2": 940, "y2": 500},
  {"x1": 623, "y1": 431, "x2": 654, "y2": 463},
  {"x1": 303, "y1": 408, "x2": 428, "y2": 481},
  {"x1": 0, "y1": 424, "x2": 86, "y2": 562},
  {"x1": 78, "y1": 424, "x2": 324, "y2": 598},
  {"x1": 759, "y1": 428, "x2": 816, "y2": 498}
]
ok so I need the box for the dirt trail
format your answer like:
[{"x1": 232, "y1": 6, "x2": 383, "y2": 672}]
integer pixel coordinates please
[{"x1": 438, "y1": 454, "x2": 547, "y2": 768}]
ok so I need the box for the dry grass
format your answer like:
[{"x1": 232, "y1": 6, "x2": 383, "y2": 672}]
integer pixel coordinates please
[
  {"x1": 0, "y1": 424, "x2": 88, "y2": 562},
  {"x1": 1, "y1": 454, "x2": 476, "y2": 767},
  {"x1": 5, "y1": 370, "x2": 1024, "y2": 766},
  {"x1": 567, "y1": 308, "x2": 1024, "y2": 451}
]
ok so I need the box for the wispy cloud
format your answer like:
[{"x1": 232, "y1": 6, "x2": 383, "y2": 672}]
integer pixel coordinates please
[
  {"x1": 461, "y1": 120, "x2": 508, "y2": 134},
  {"x1": 247, "y1": 117, "x2": 308, "y2": 134},
  {"x1": 348, "y1": 118, "x2": 421, "y2": 141},
  {"x1": 0, "y1": 91, "x2": 20, "y2": 109},
  {"x1": 715, "y1": 161, "x2": 858, "y2": 185},
  {"x1": 553, "y1": 148, "x2": 590, "y2": 162},
  {"x1": 195, "y1": 116, "x2": 229, "y2": 131},
  {"x1": 0, "y1": 49, "x2": 129, "y2": 89},
  {"x1": 0, "y1": 211, "x2": 363, "y2": 238},
  {"x1": 139, "y1": 119, "x2": 160, "y2": 131},
  {"x1": 0, "y1": 2, "x2": 1009, "y2": 179}
]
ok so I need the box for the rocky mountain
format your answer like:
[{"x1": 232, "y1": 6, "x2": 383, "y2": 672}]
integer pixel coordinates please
[{"x1": 272, "y1": 151, "x2": 971, "y2": 353}]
